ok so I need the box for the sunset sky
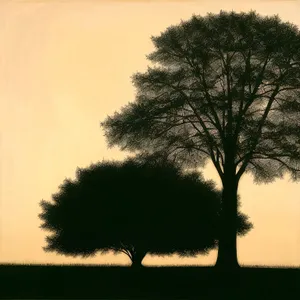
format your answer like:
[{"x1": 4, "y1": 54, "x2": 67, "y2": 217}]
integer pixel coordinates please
[{"x1": 1, "y1": 0, "x2": 299, "y2": 267}]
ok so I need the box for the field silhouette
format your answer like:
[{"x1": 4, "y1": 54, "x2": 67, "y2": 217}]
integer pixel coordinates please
[{"x1": 0, "y1": 263, "x2": 299, "y2": 299}]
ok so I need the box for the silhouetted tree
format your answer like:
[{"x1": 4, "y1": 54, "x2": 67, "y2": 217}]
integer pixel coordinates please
[
  {"x1": 39, "y1": 155, "x2": 252, "y2": 267},
  {"x1": 100, "y1": 10, "x2": 300, "y2": 269}
]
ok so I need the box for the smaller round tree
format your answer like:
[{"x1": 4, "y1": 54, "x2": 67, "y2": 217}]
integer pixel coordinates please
[{"x1": 39, "y1": 155, "x2": 252, "y2": 267}]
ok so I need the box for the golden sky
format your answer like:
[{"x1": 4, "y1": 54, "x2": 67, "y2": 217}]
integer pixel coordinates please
[{"x1": 0, "y1": 0, "x2": 299, "y2": 267}]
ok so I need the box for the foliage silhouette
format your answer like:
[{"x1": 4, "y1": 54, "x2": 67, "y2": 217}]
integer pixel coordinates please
[
  {"x1": 100, "y1": 10, "x2": 300, "y2": 269},
  {"x1": 39, "y1": 154, "x2": 252, "y2": 267}
]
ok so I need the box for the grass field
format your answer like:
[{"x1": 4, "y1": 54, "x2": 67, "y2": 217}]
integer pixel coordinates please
[{"x1": 0, "y1": 263, "x2": 299, "y2": 299}]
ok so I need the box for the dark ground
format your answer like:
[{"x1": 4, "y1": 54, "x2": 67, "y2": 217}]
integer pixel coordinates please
[{"x1": 0, "y1": 264, "x2": 299, "y2": 299}]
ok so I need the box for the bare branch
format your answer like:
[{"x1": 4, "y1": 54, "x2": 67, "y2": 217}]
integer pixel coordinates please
[
  {"x1": 253, "y1": 156, "x2": 300, "y2": 172},
  {"x1": 236, "y1": 83, "x2": 282, "y2": 180},
  {"x1": 180, "y1": 29, "x2": 225, "y2": 144},
  {"x1": 234, "y1": 53, "x2": 272, "y2": 143}
]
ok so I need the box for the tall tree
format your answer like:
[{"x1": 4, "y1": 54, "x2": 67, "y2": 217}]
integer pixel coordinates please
[
  {"x1": 39, "y1": 154, "x2": 252, "y2": 267},
  {"x1": 100, "y1": 10, "x2": 300, "y2": 269}
]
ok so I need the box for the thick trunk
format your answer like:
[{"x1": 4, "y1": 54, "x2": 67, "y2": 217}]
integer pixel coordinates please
[
  {"x1": 130, "y1": 251, "x2": 146, "y2": 268},
  {"x1": 215, "y1": 156, "x2": 240, "y2": 269}
]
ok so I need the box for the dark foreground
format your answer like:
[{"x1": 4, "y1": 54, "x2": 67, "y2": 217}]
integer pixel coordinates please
[{"x1": 0, "y1": 264, "x2": 299, "y2": 299}]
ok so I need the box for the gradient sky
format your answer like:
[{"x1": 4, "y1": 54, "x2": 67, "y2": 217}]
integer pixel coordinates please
[{"x1": 1, "y1": 0, "x2": 299, "y2": 267}]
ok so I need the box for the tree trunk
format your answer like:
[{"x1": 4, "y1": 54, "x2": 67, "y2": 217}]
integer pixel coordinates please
[
  {"x1": 130, "y1": 251, "x2": 146, "y2": 268},
  {"x1": 215, "y1": 158, "x2": 240, "y2": 270}
]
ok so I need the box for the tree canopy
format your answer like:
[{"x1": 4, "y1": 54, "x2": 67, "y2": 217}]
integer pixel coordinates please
[
  {"x1": 100, "y1": 10, "x2": 300, "y2": 268},
  {"x1": 39, "y1": 154, "x2": 252, "y2": 267}
]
